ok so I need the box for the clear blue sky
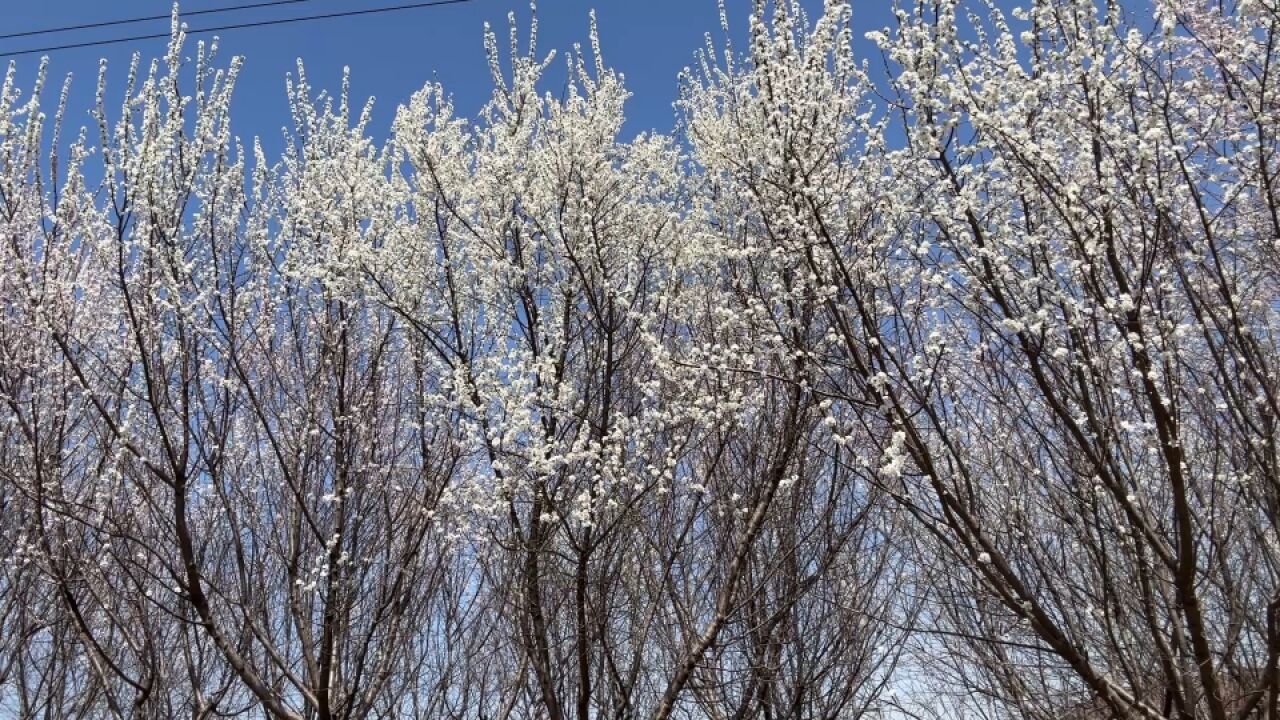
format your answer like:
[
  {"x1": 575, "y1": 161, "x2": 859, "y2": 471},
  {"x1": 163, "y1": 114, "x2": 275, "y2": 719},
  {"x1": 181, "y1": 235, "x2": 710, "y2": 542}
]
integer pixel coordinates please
[
  {"x1": 2, "y1": 1, "x2": 1155, "y2": 154},
  {"x1": 0, "y1": 0, "x2": 887, "y2": 152}
]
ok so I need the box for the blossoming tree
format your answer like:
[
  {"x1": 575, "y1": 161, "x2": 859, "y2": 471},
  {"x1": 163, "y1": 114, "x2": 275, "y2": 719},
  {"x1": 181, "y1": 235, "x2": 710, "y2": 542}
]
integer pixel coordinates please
[{"x1": 1, "y1": 1, "x2": 1277, "y2": 718}]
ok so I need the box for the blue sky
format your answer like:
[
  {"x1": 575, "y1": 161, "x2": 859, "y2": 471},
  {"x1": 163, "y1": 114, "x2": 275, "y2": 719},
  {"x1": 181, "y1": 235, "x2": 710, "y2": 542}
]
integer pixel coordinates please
[
  {"x1": 0, "y1": 0, "x2": 899, "y2": 154},
  {"x1": 2, "y1": 1, "x2": 1162, "y2": 157}
]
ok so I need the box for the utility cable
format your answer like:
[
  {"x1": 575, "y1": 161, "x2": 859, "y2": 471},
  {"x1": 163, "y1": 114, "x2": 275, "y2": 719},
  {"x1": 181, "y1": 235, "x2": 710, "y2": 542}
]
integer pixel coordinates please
[
  {"x1": 0, "y1": 0, "x2": 471, "y2": 58},
  {"x1": 0, "y1": 0, "x2": 321, "y2": 41}
]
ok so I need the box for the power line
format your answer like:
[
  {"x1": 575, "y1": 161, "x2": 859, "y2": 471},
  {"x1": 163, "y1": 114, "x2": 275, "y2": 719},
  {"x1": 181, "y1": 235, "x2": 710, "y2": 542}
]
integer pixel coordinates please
[
  {"x1": 0, "y1": 0, "x2": 472, "y2": 59},
  {"x1": 0, "y1": 0, "x2": 322, "y2": 42}
]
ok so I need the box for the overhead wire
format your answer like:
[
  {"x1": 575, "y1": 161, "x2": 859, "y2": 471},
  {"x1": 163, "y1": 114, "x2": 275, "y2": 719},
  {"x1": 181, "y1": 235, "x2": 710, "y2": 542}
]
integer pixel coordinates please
[
  {"x1": 0, "y1": 0, "x2": 322, "y2": 41},
  {"x1": 0, "y1": 0, "x2": 472, "y2": 58}
]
